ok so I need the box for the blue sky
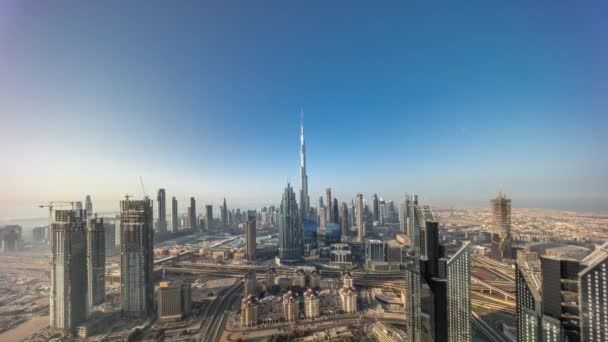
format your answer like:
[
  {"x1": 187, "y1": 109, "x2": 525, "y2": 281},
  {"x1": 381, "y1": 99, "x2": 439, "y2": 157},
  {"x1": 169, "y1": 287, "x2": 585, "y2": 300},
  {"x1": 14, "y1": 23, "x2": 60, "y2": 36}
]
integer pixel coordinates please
[{"x1": 1, "y1": 1, "x2": 607, "y2": 219}]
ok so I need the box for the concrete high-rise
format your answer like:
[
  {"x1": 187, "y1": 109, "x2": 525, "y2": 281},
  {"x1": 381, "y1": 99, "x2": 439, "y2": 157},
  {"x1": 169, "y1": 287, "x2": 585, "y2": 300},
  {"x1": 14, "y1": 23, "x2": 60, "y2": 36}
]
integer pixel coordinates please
[
  {"x1": 189, "y1": 197, "x2": 196, "y2": 231},
  {"x1": 299, "y1": 115, "x2": 310, "y2": 222},
  {"x1": 171, "y1": 196, "x2": 178, "y2": 232},
  {"x1": 490, "y1": 192, "x2": 513, "y2": 260},
  {"x1": 278, "y1": 183, "x2": 303, "y2": 262},
  {"x1": 120, "y1": 197, "x2": 154, "y2": 318},
  {"x1": 246, "y1": 210, "x2": 256, "y2": 261},
  {"x1": 157, "y1": 189, "x2": 167, "y2": 235},
  {"x1": 85, "y1": 195, "x2": 92, "y2": 219},
  {"x1": 50, "y1": 209, "x2": 87, "y2": 335},
  {"x1": 325, "y1": 188, "x2": 333, "y2": 223},
  {"x1": 356, "y1": 193, "x2": 364, "y2": 242},
  {"x1": 87, "y1": 216, "x2": 105, "y2": 309},
  {"x1": 340, "y1": 202, "x2": 348, "y2": 240}
]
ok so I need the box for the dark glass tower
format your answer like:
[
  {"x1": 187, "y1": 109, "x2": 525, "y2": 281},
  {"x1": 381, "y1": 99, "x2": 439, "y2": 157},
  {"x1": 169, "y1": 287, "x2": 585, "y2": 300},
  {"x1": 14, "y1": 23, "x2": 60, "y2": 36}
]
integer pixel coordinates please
[
  {"x1": 87, "y1": 216, "x2": 105, "y2": 308},
  {"x1": 157, "y1": 189, "x2": 166, "y2": 235},
  {"x1": 278, "y1": 183, "x2": 303, "y2": 262}
]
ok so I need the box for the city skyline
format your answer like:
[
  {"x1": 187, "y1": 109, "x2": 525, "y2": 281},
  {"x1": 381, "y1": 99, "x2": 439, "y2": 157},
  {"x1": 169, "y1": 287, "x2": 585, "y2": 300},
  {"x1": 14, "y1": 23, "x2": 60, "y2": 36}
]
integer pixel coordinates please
[{"x1": 1, "y1": 1, "x2": 607, "y2": 220}]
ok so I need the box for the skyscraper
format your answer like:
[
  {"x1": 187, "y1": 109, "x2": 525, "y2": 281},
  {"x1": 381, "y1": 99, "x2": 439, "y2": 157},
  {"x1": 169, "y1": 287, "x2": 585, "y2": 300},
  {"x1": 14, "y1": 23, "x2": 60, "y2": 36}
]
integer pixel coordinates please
[
  {"x1": 340, "y1": 202, "x2": 348, "y2": 240},
  {"x1": 490, "y1": 192, "x2": 513, "y2": 260},
  {"x1": 171, "y1": 196, "x2": 178, "y2": 232},
  {"x1": 189, "y1": 197, "x2": 196, "y2": 231},
  {"x1": 221, "y1": 198, "x2": 228, "y2": 226},
  {"x1": 50, "y1": 209, "x2": 87, "y2": 335},
  {"x1": 356, "y1": 193, "x2": 364, "y2": 242},
  {"x1": 333, "y1": 198, "x2": 339, "y2": 225},
  {"x1": 406, "y1": 200, "x2": 471, "y2": 342},
  {"x1": 85, "y1": 195, "x2": 93, "y2": 219},
  {"x1": 299, "y1": 115, "x2": 310, "y2": 222},
  {"x1": 246, "y1": 210, "x2": 256, "y2": 262},
  {"x1": 278, "y1": 183, "x2": 303, "y2": 262},
  {"x1": 205, "y1": 205, "x2": 214, "y2": 232},
  {"x1": 157, "y1": 189, "x2": 166, "y2": 235},
  {"x1": 372, "y1": 193, "x2": 379, "y2": 222},
  {"x1": 87, "y1": 216, "x2": 105, "y2": 309},
  {"x1": 120, "y1": 197, "x2": 154, "y2": 318},
  {"x1": 578, "y1": 241, "x2": 608, "y2": 342},
  {"x1": 325, "y1": 188, "x2": 333, "y2": 224}
]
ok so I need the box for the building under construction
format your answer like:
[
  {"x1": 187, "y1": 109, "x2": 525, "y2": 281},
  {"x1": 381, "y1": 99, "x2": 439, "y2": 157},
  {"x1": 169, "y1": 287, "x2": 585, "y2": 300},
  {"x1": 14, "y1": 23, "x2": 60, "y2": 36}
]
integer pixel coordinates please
[
  {"x1": 490, "y1": 192, "x2": 513, "y2": 260},
  {"x1": 120, "y1": 197, "x2": 154, "y2": 318}
]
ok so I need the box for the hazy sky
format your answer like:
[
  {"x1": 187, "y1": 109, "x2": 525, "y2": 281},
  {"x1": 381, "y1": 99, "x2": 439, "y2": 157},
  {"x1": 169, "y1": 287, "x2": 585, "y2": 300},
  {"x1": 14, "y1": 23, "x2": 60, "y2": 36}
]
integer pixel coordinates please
[{"x1": 1, "y1": 1, "x2": 607, "y2": 219}]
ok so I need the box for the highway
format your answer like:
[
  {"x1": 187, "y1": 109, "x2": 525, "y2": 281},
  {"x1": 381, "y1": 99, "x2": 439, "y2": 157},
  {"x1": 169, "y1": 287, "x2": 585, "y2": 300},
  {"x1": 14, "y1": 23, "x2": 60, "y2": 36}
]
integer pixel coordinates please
[
  {"x1": 471, "y1": 312, "x2": 508, "y2": 342},
  {"x1": 198, "y1": 281, "x2": 243, "y2": 342}
]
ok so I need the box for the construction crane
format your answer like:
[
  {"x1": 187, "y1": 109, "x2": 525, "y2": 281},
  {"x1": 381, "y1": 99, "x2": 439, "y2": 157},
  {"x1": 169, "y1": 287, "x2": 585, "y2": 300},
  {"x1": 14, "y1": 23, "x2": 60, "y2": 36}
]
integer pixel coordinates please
[{"x1": 38, "y1": 201, "x2": 76, "y2": 223}]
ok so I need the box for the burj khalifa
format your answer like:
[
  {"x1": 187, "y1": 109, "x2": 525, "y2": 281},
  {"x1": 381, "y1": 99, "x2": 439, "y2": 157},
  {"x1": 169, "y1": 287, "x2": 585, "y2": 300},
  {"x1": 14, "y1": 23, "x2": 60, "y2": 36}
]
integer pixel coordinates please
[{"x1": 299, "y1": 115, "x2": 310, "y2": 221}]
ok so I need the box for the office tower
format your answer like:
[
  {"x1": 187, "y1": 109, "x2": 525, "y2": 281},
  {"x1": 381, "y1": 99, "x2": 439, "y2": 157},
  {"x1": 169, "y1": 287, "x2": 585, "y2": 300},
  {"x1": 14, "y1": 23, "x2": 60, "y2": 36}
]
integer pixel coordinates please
[
  {"x1": 120, "y1": 197, "x2": 154, "y2": 318},
  {"x1": 157, "y1": 189, "x2": 166, "y2": 235},
  {"x1": 221, "y1": 198, "x2": 228, "y2": 226},
  {"x1": 379, "y1": 200, "x2": 386, "y2": 225},
  {"x1": 241, "y1": 295, "x2": 259, "y2": 327},
  {"x1": 304, "y1": 289, "x2": 320, "y2": 319},
  {"x1": 104, "y1": 222, "x2": 116, "y2": 256},
  {"x1": 332, "y1": 198, "x2": 339, "y2": 224},
  {"x1": 340, "y1": 202, "x2": 348, "y2": 240},
  {"x1": 372, "y1": 193, "x2": 379, "y2": 221},
  {"x1": 356, "y1": 193, "x2": 364, "y2": 242},
  {"x1": 398, "y1": 197, "x2": 408, "y2": 234},
  {"x1": 246, "y1": 210, "x2": 256, "y2": 261},
  {"x1": 310, "y1": 270, "x2": 321, "y2": 289},
  {"x1": 205, "y1": 205, "x2": 214, "y2": 232},
  {"x1": 85, "y1": 195, "x2": 92, "y2": 219},
  {"x1": 156, "y1": 281, "x2": 192, "y2": 321},
  {"x1": 406, "y1": 201, "x2": 471, "y2": 342},
  {"x1": 87, "y1": 217, "x2": 105, "y2": 309},
  {"x1": 171, "y1": 197, "x2": 178, "y2": 232},
  {"x1": 189, "y1": 197, "x2": 196, "y2": 231},
  {"x1": 366, "y1": 239, "x2": 386, "y2": 262},
  {"x1": 339, "y1": 286, "x2": 357, "y2": 314},
  {"x1": 49, "y1": 209, "x2": 87, "y2": 335},
  {"x1": 299, "y1": 115, "x2": 310, "y2": 221},
  {"x1": 278, "y1": 183, "x2": 303, "y2": 262},
  {"x1": 516, "y1": 252, "x2": 543, "y2": 342},
  {"x1": 579, "y1": 242, "x2": 608, "y2": 342},
  {"x1": 325, "y1": 188, "x2": 333, "y2": 223},
  {"x1": 490, "y1": 192, "x2": 513, "y2": 260},
  {"x1": 0, "y1": 225, "x2": 23, "y2": 253},
  {"x1": 282, "y1": 291, "x2": 298, "y2": 322}
]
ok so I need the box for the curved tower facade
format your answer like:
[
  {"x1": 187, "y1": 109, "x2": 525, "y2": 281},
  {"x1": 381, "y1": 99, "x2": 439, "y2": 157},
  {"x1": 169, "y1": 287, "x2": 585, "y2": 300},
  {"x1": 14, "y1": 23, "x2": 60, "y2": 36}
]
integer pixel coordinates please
[{"x1": 279, "y1": 183, "x2": 303, "y2": 261}]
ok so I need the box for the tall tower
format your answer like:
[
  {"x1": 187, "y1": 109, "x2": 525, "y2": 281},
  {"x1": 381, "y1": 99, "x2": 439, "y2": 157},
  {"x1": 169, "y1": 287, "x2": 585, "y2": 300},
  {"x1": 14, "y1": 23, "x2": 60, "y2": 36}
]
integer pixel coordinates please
[
  {"x1": 356, "y1": 193, "x2": 364, "y2": 242},
  {"x1": 205, "y1": 205, "x2": 214, "y2": 232},
  {"x1": 299, "y1": 114, "x2": 310, "y2": 221},
  {"x1": 279, "y1": 183, "x2": 303, "y2": 261},
  {"x1": 325, "y1": 188, "x2": 333, "y2": 223},
  {"x1": 171, "y1": 196, "x2": 178, "y2": 232},
  {"x1": 340, "y1": 202, "x2": 349, "y2": 240},
  {"x1": 246, "y1": 210, "x2": 256, "y2": 262},
  {"x1": 221, "y1": 198, "x2": 228, "y2": 226},
  {"x1": 189, "y1": 197, "x2": 196, "y2": 231},
  {"x1": 50, "y1": 209, "x2": 87, "y2": 335},
  {"x1": 372, "y1": 194, "x2": 379, "y2": 222},
  {"x1": 87, "y1": 216, "x2": 105, "y2": 310},
  {"x1": 157, "y1": 189, "x2": 166, "y2": 235},
  {"x1": 120, "y1": 197, "x2": 154, "y2": 318},
  {"x1": 490, "y1": 192, "x2": 512, "y2": 260},
  {"x1": 85, "y1": 195, "x2": 93, "y2": 219}
]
